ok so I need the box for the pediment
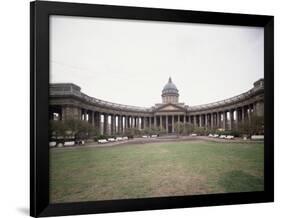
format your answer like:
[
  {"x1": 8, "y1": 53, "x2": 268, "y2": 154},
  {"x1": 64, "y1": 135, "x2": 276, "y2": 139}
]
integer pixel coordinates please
[{"x1": 155, "y1": 103, "x2": 186, "y2": 112}]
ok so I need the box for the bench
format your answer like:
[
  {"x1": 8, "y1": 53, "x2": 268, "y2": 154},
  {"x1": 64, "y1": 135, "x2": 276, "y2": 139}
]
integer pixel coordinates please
[
  {"x1": 64, "y1": 141, "x2": 75, "y2": 146},
  {"x1": 116, "y1": 137, "x2": 123, "y2": 141},
  {"x1": 151, "y1": 135, "x2": 158, "y2": 138},
  {"x1": 190, "y1": 133, "x2": 197, "y2": 137},
  {"x1": 49, "y1": 141, "x2": 56, "y2": 147},
  {"x1": 108, "y1": 138, "x2": 115, "y2": 142},
  {"x1": 251, "y1": 135, "x2": 264, "y2": 140},
  {"x1": 122, "y1": 136, "x2": 129, "y2": 140},
  {"x1": 226, "y1": 135, "x2": 234, "y2": 139},
  {"x1": 98, "y1": 139, "x2": 108, "y2": 144},
  {"x1": 219, "y1": 135, "x2": 226, "y2": 139}
]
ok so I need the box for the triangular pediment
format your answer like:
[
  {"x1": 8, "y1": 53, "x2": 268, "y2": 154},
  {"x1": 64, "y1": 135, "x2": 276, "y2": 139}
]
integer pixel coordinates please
[{"x1": 155, "y1": 103, "x2": 186, "y2": 112}]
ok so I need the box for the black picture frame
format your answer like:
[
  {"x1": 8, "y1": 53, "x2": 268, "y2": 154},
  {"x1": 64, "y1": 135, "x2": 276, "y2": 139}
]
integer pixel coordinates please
[{"x1": 30, "y1": 1, "x2": 274, "y2": 217}]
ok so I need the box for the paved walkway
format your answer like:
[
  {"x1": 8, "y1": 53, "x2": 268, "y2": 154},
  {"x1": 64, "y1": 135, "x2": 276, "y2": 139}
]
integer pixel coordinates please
[{"x1": 52, "y1": 135, "x2": 263, "y2": 150}]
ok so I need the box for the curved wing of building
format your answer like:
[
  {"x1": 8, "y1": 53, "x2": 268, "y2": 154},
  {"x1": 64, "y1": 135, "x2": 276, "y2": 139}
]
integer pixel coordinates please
[{"x1": 49, "y1": 78, "x2": 264, "y2": 134}]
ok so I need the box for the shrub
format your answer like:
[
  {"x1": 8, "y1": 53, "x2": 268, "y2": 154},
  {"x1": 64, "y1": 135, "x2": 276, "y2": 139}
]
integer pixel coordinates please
[
  {"x1": 49, "y1": 119, "x2": 99, "y2": 143},
  {"x1": 184, "y1": 122, "x2": 194, "y2": 135},
  {"x1": 193, "y1": 127, "x2": 206, "y2": 136},
  {"x1": 237, "y1": 115, "x2": 264, "y2": 136}
]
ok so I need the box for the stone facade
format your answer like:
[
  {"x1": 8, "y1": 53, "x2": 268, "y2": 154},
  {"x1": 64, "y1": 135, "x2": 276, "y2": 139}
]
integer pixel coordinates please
[{"x1": 49, "y1": 78, "x2": 264, "y2": 134}]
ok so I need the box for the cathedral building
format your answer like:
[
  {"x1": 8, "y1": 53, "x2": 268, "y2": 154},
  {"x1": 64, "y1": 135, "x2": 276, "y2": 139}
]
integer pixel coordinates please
[{"x1": 49, "y1": 77, "x2": 264, "y2": 134}]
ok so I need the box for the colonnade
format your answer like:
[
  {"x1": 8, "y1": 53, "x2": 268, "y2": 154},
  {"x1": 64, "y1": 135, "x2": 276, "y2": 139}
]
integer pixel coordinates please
[
  {"x1": 49, "y1": 100, "x2": 263, "y2": 135},
  {"x1": 53, "y1": 107, "x2": 153, "y2": 135},
  {"x1": 187, "y1": 104, "x2": 257, "y2": 131}
]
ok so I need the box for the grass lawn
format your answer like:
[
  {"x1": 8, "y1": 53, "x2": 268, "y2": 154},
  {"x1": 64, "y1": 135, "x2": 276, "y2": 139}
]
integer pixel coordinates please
[{"x1": 50, "y1": 140, "x2": 264, "y2": 203}]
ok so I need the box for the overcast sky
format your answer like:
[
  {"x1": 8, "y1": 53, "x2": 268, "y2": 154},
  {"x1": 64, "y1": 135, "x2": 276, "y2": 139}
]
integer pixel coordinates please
[{"x1": 50, "y1": 15, "x2": 264, "y2": 107}]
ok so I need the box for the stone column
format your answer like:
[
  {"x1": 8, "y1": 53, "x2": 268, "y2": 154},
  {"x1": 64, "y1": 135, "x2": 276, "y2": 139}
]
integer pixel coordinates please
[
  {"x1": 183, "y1": 115, "x2": 186, "y2": 133},
  {"x1": 210, "y1": 113, "x2": 214, "y2": 129},
  {"x1": 103, "y1": 114, "x2": 108, "y2": 135},
  {"x1": 149, "y1": 116, "x2": 152, "y2": 129},
  {"x1": 127, "y1": 116, "x2": 131, "y2": 129},
  {"x1": 160, "y1": 115, "x2": 163, "y2": 130},
  {"x1": 124, "y1": 116, "x2": 128, "y2": 132},
  {"x1": 110, "y1": 115, "x2": 114, "y2": 135},
  {"x1": 114, "y1": 115, "x2": 117, "y2": 134},
  {"x1": 199, "y1": 115, "x2": 202, "y2": 127},
  {"x1": 132, "y1": 116, "x2": 134, "y2": 129},
  {"x1": 122, "y1": 116, "x2": 124, "y2": 133},
  {"x1": 255, "y1": 101, "x2": 264, "y2": 117},
  {"x1": 241, "y1": 107, "x2": 245, "y2": 124},
  {"x1": 166, "y1": 115, "x2": 168, "y2": 133},
  {"x1": 89, "y1": 110, "x2": 94, "y2": 125},
  {"x1": 172, "y1": 115, "x2": 175, "y2": 133},
  {"x1": 117, "y1": 116, "x2": 120, "y2": 134},
  {"x1": 205, "y1": 114, "x2": 208, "y2": 128},
  {"x1": 81, "y1": 109, "x2": 85, "y2": 120},
  {"x1": 132, "y1": 116, "x2": 135, "y2": 128},
  {"x1": 249, "y1": 105, "x2": 252, "y2": 123},
  {"x1": 154, "y1": 115, "x2": 156, "y2": 128},
  {"x1": 120, "y1": 115, "x2": 123, "y2": 133},
  {"x1": 115, "y1": 115, "x2": 120, "y2": 134},
  {"x1": 121, "y1": 116, "x2": 124, "y2": 133},
  {"x1": 235, "y1": 109, "x2": 239, "y2": 129},
  {"x1": 127, "y1": 116, "x2": 129, "y2": 129},
  {"x1": 229, "y1": 110, "x2": 233, "y2": 130},
  {"x1": 136, "y1": 117, "x2": 138, "y2": 129},
  {"x1": 222, "y1": 111, "x2": 226, "y2": 130},
  {"x1": 123, "y1": 116, "x2": 126, "y2": 133},
  {"x1": 217, "y1": 112, "x2": 220, "y2": 128},
  {"x1": 94, "y1": 112, "x2": 101, "y2": 134},
  {"x1": 91, "y1": 111, "x2": 95, "y2": 126}
]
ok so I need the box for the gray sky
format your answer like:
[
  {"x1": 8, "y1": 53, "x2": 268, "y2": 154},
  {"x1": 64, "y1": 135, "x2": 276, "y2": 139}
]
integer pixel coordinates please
[{"x1": 50, "y1": 15, "x2": 264, "y2": 107}]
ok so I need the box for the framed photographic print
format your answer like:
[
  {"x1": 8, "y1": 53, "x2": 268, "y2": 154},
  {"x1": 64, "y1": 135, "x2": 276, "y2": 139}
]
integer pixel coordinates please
[{"x1": 30, "y1": 1, "x2": 274, "y2": 217}]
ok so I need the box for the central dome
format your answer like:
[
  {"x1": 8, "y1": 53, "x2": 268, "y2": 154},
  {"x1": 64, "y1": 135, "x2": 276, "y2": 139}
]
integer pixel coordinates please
[
  {"x1": 161, "y1": 77, "x2": 179, "y2": 104},
  {"x1": 162, "y1": 77, "x2": 179, "y2": 95}
]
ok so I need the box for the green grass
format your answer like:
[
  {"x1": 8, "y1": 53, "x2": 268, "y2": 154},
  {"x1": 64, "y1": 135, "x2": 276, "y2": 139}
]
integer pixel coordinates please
[{"x1": 50, "y1": 141, "x2": 264, "y2": 203}]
